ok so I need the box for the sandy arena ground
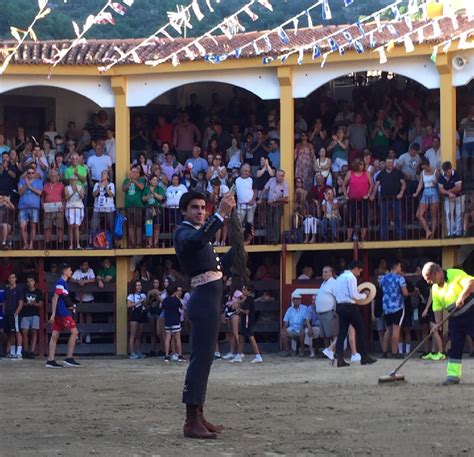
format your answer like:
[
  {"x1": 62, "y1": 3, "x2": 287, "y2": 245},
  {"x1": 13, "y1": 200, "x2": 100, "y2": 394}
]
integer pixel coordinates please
[{"x1": 1, "y1": 355, "x2": 473, "y2": 457}]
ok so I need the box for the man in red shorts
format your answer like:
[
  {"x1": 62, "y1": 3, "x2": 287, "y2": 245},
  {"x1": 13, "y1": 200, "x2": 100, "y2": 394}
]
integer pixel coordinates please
[{"x1": 46, "y1": 263, "x2": 80, "y2": 368}]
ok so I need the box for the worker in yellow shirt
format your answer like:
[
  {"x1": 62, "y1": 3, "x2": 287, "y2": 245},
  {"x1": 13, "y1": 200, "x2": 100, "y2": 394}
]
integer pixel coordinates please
[{"x1": 422, "y1": 262, "x2": 474, "y2": 385}]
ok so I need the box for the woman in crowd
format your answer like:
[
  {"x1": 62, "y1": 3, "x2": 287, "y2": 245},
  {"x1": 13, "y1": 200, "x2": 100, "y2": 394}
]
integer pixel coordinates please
[
  {"x1": 147, "y1": 278, "x2": 162, "y2": 357},
  {"x1": 135, "y1": 152, "x2": 153, "y2": 179},
  {"x1": 223, "y1": 289, "x2": 246, "y2": 362},
  {"x1": 14, "y1": 127, "x2": 27, "y2": 154},
  {"x1": 314, "y1": 147, "x2": 332, "y2": 186},
  {"x1": 343, "y1": 159, "x2": 373, "y2": 242},
  {"x1": 206, "y1": 154, "x2": 227, "y2": 192},
  {"x1": 295, "y1": 131, "x2": 316, "y2": 189},
  {"x1": 43, "y1": 121, "x2": 58, "y2": 145},
  {"x1": 165, "y1": 174, "x2": 188, "y2": 230},
  {"x1": 226, "y1": 137, "x2": 242, "y2": 171},
  {"x1": 321, "y1": 188, "x2": 341, "y2": 242},
  {"x1": 43, "y1": 138, "x2": 55, "y2": 166},
  {"x1": 413, "y1": 157, "x2": 439, "y2": 239},
  {"x1": 143, "y1": 175, "x2": 165, "y2": 248},
  {"x1": 132, "y1": 261, "x2": 153, "y2": 289},
  {"x1": 90, "y1": 169, "x2": 115, "y2": 248},
  {"x1": 309, "y1": 118, "x2": 328, "y2": 153},
  {"x1": 255, "y1": 156, "x2": 275, "y2": 199},
  {"x1": 328, "y1": 127, "x2": 349, "y2": 170},
  {"x1": 127, "y1": 280, "x2": 148, "y2": 359},
  {"x1": 52, "y1": 152, "x2": 67, "y2": 182},
  {"x1": 206, "y1": 138, "x2": 221, "y2": 159},
  {"x1": 292, "y1": 177, "x2": 307, "y2": 230},
  {"x1": 9, "y1": 149, "x2": 23, "y2": 174},
  {"x1": 64, "y1": 174, "x2": 85, "y2": 250}
]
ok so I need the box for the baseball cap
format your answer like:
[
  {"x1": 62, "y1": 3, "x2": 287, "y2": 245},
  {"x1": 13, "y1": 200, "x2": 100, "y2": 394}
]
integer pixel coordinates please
[{"x1": 291, "y1": 291, "x2": 302, "y2": 299}]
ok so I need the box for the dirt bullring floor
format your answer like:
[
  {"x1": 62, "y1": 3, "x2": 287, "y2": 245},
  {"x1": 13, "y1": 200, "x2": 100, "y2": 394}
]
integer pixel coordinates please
[{"x1": 1, "y1": 355, "x2": 473, "y2": 457}]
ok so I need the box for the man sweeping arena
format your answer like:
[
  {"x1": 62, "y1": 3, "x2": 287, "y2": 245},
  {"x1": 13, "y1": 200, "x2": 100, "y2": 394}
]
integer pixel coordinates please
[
  {"x1": 174, "y1": 190, "x2": 243, "y2": 439},
  {"x1": 422, "y1": 262, "x2": 474, "y2": 386}
]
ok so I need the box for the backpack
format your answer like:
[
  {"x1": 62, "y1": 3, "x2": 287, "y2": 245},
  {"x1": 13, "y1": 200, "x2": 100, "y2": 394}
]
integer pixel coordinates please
[{"x1": 114, "y1": 212, "x2": 126, "y2": 240}]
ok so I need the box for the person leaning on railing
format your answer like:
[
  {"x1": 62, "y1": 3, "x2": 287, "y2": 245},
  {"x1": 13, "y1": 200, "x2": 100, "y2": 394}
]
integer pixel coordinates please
[
  {"x1": 438, "y1": 161, "x2": 464, "y2": 238},
  {"x1": 90, "y1": 169, "x2": 115, "y2": 248},
  {"x1": 42, "y1": 168, "x2": 65, "y2": 248},
  {"x1": 64, "y1": 174, "x2": 85, "y2": 250}
]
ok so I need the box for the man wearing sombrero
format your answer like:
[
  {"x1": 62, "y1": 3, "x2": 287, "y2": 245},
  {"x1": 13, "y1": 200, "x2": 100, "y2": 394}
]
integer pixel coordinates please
[{"x1": 334, "y1": 260, "x2": 377, "y2": 367}]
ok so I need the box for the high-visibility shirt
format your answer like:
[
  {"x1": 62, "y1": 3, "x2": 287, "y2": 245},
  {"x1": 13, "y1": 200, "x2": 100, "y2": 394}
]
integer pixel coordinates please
[{"x1": 431, "y1": 269, "x2": 474, "y2": 312}]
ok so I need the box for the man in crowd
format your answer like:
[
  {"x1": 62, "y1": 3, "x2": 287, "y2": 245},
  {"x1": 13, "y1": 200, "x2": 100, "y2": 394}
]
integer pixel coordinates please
[
  {"x1": 173, "y1": 111, "x2": 201, "y2": 163},
  {"x1": 65, "y1": 153, "x2": 88, "y2": 187},
  {"x1": 334, "y1": 260, "x2": 376, "y2": 367},
  {"x1": 184, "y1": 146, "x2": 208, "y2": 179},
  {"x1": 2, "y1": 272, "x2": 24, "y2": 359},
  {"x1": 46, "y1": 263, "x2": 80, "y2": 368},
  {"x1": 96, "y1": 257, "x2": 116, "y2": 289},
  {"x1": 459, "y1": 105, "x2": 474, "y2": 180},
  {"x1": 21, "y1": 274, "x2": 43, "y2": 359},
  {"x1": 380, "y1": 261, "x2": 409, "y2": 359},
  {"x1": 267, "y1": 139, "x2": 281, "y2": 170},
  {"x1": 371, "y1": 157, "x2": 406, "y2": 240},
  {"x1": 425, "y1": 136, "x2": 441, "y2": 171},
  {"x1": 422, "y1": 262, "x2": 474, "y2": 385},
  {"x1": 162, "y1": 151, "x2": 183, "y2": 182},
  {"x1": 24, "y1": 144, "x2": 48, "y2": 180},
  {"x1": 260, "y1": 170, "x2": 288, "y2": 244},
  {"x1": 0, "y1": 151, "x2": 20, "y2": 202},
  {"x1": 397, "y1": 142, "x2": 421, "y2": 197},
  {"x1": 249, "y1": 130, "x2": 270, "y2": 168},
  {"x1": 281, "y1": 292, "x2": 308, "y2": 357},
  {"x1": 42, "y1": 169, "x2": 65, "y2": 248},
  {"x1": 304, "y1": 299, "x2": 320, "y2": 358},
  {"x1": 235, "y1": 163, "x2": 257, "y2": 226},
  {"x1": 122, "y1": 166, "x2": 146, "y2": 248},
  {"x1": 86, "y1": 139, "x2": 113, "y2": 188},
  {"x1": 438, "y1": 161, "x2": 463, "y2": 238},
  {"x1": 18, "y1": 165, "x2": 43, "y2": 250}
]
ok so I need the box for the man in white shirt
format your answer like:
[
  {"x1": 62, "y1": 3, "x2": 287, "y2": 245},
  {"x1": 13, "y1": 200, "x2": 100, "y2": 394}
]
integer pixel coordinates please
[
  {"x1": 235, "y1": 164, "x2": 257, "y2": 225},
  {"x1": 86, "y1": 140, "x2": 113, "y2": 185},
  {"x1": 316, "y1": 266, "x2": 338, "y2": 360},
  {"x1": 334, "y1": 260, "x2": 377, "y2": 367},
  {"x1": 281, "y1": 292, "x2": 308, "y2": 357},
  {"x1": 424, "y1": 136, "x2": 441, "y2": 171}
]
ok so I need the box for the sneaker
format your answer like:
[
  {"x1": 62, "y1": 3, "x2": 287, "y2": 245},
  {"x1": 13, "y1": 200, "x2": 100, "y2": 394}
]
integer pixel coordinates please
[
  {"x1": 214, "y1": 352, "x2": 222, "y2": 359},
  {"x1": 14, "y1": 354, "x2": 22, "y2": 360},
  {"x1": 431, "y1": 352, "x2": 446, "y2": 361},
  {"x1": 322, "y1": 348, "x2": 335, "y2": 361},
  {"x1": 5, "y1": 353, "x2": 16, "y2": 360},
  {"x1": 309, "y1": 352, "x2": 316, "y2": 358},
  {"x1": 129, "y1": 353, "x2": 140, "y2": 359},
  {"x1": 361, "y1": 355, "x2": 377, "y2": 365},
  {"x1": 391, "y1": 353, "x2": 405, "y2": 359},
  {"x1": 85, "y1": 334, "x2": 91, "y2": 344},
  {"x1": 230, "y1": 354, "x2": 242, "y2": 363},
  {"x1": 422, "y1": 352, "x2": 434, "y2": 361},
  {"x1": 380, "y1": 352, "x2": 388, "y2": 359},
  {"x1": 137, "y1": 353, "x2": 146, "y2": 359},
  {"x1": 222, "y1": 352, "x2": 235, "y2": 360},
  {"x1": 45, "y1": 360, "x2": 63, "y2": 368},
  {"x1": 171, "y1": 353, "x2": 179, "y2": 362},
  {"x1": 164, "y1": 356, "x2": 170, "y2": 363},
  {"x1": 280, "y1": 351, "x2": 291, "y2": 357},
  {"x1": 63, "y1": 358, "x2": 81, "y2": 367},
  {"x1": 178, "y1": 355, "x2": 184, "y2": 363},
  {"x1": 350, "y1": 353, "x2": 361, "y2": 363},
  {"x1": 442, "y1": 377, "x2": 460, "y2": 386},
  {"x1": 251, "y1": 355, "x2": 263, "y2": 363}
]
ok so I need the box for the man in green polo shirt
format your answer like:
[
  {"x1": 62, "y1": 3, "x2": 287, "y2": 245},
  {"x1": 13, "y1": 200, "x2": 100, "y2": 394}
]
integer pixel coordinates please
[
  {"x1": 122, "y1": 166, "x2": 146, "y2": 248},
  {"x1": 65, "y1": 153, "x2": 88, "y2": 185},
  {"x1": 422, "y1": 262, "x2": 474, "y2": 385}
]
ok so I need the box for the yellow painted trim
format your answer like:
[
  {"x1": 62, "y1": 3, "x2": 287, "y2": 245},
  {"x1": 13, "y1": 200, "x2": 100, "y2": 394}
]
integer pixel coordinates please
[
  {"x1": 284, "y1": 251, "x2": 296, "y2": 285},
  {"x1": 116, "y1": 257, "x2": 129, "y2": 355}
]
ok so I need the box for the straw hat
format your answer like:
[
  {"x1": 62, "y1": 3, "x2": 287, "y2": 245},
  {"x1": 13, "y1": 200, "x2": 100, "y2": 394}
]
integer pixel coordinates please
[{"x1": 356, "y1": 282, "x2": 377, "y2": 306}]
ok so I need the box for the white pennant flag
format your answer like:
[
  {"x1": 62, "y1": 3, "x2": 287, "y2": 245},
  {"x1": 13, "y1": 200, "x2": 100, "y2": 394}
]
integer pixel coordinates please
[
  {"x1": 374, "y1": 14, "x2": 381, "y2": 31},
  {"x1": 450, "y1": 15, "x2": 459, "y2": 30},
  {"x1": 171, "y1": 54, "x2": 180, "y2": 67},
  {"x1": 205, "y1": 0, "x2": 214, "y2": 13},
  {"x1": 220, "y1": 25, "x2": 233, "y2": 40},
  {"x1": 417, "y1": 28, "x2": 424, "y2": 44},
  {"x1": 404, "y1": 36, "x2": 415, "y2": 53},
  {"x1": 258, "y1": 0, "x2": 273, "y2": 11},
  {"x1": 306, "y1": 10, "x2": 313, "y2": 28},
  {"x1": 404, "y1": 15, "x2": 413, "y2": 31},
  {"x1": 244, "y1": 6, "x2": 258, "y2": 22},
  {"x1": 432, "y1": 20, "x2": 441, "y2": 38},
  {"x1": 194, "y1": 41, "x2": 206, "y2": 56},
  {"x1": 442, "y1": 40, "x2": 452, "y2": 53},
  {"x1": 122, "y1": 0, "x2": 134, "y2": 6},
  {"x1": 321, "y1": 52, "x2": 329, "y2": 68},
  {"x1": 377, "y1": 47, "x2": 387, "y2": 64},
  {"x1": 297, "y1": 49, "x2": 304, "y2": 65},
  {"x1": 293, "y1": 18, "x2": 298, "y2": 36},
  {"x1": 191, "y1": 1, "x2": 204, "y2": 21},
  {"x1": 322, "y1": 0, "x2": 332, "y2": 20}
]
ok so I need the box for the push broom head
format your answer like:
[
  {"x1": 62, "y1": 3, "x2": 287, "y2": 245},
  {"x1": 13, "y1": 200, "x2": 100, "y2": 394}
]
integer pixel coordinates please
[{"x1": 378, "y1": 372, "x2": 406, "y2": 383}]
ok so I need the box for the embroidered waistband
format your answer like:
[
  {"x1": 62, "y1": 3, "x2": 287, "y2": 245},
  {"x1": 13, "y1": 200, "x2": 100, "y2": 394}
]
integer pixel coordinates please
[{"x1": 191, "y1": 271, "x2": 223, "y2": 288}]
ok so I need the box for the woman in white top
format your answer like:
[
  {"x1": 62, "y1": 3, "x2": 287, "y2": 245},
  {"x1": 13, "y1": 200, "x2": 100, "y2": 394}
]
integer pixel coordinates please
[
  {"x1": 127, "y1": 280, "x2": 148, "y2": 359},
  {"x1": 165, "y1": 174, "x2": 188, "y2": 229},
  {"x1": 226, "y1": 138, "x2": 243, "y2": 170},
  {"x1": 413, "y1": 157, "x2": 439, "y2": 239},
  {"x1": 65, "y1": 174, "x2": 85, "y2": 249},
  {"x1": 314, "y1": 147, "x2": 332, "y2": 186},
  {"x1": 134, "y1": 152, "x2": 153, "y2": 179},
  {"x1": 90, "y1": 169, "x2": 115, "y2": 247},
  {"x1": 206, "y1": 154, "x2": 227, "y2": 192},
  {"x1": 43, "y1": 121, "x2": 59, "y2": 146}
]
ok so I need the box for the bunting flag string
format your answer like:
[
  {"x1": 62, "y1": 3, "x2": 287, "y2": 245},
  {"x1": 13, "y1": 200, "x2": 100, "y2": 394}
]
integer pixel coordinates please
[{"x1": 0, "y1": 0, "x2": 51, "y2": 75}]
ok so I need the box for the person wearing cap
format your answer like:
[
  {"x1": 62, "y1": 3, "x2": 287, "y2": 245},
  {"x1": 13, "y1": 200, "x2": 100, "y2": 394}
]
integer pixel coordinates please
[
  {"x1": 281, "y1": 292, "x2": 308, "y2": 357},
  {"x1": 334, "y1": 260, "x2": 377, "y2": 367},
  {"x1": 174, "y1": 190, "x2": 236, "y2": 439},
  {"x1": 422, "y1": 262, "x2": 474, "y2": 385}
]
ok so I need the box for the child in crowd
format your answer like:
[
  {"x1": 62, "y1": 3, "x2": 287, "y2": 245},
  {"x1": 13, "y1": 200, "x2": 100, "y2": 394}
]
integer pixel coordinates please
[
  {"x1": 162, "y1": 284, "x2": 184, "y2": 363},
  {"x1": 238, "y1": 284, "x2": 263, "y2": 363},
  {"x1": 321, "y1": 188, "x2": 341, "y2": 242},
  {"x1": 222, "y1": 289, "x2": 246, "y2": 362},
  {"x1": 303, "y1": 202, "x2": 319, "y2": 243}
]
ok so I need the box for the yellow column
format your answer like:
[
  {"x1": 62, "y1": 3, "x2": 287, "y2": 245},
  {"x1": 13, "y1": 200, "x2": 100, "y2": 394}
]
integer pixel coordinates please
[
  {"x1": 111, "y1": 76, "x2": 130, "y2": 207},
  {"x1": 278, "y1": 66, "x2": 294, "y2": 231},
  {"x1": 115, "y1": 256, "x2": 129, "y2": 355},
  {"x1": 436, "y1": 54, "x2": 457, "y2": 165},
  {"x1": 442, "y1": 246, "x2": 458, "y2": 269}
]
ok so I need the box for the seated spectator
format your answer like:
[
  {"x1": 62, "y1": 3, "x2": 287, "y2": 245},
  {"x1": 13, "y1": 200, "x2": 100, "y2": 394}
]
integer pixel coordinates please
[
  {"x1": 162, "y1": 151, "x2": 183, "y2": 182},
  {"x1": 90, "y1": 169, "x2": 115, "y2": 248},
  {"x1": 122, "y1": 166, "x2": 146, "y2": 248},
  {"x1": 413, "y1": 158, "x2": 439, "y2": 239},
  {"x1": 21, "y1": 274, "x2": 43, "y2": 358},
  {"x1": 297, "y1": 266, "x2": 313, "y2": 280},
  {"x1": 164, "y1": 174, "x2": 187, "y2": 231},
  {"x1": 0, "y1": 194, "x2": 14, "y2": 248},
  {"x1": 96, "y1": 257, "x2": 116, "y2": 288},
  {"x1": 184, "y1": 146, "x2": 208, "y2": 179},
  {"x1": 127, "y1": 280, "x2": 147, "y2": 359},
  {"x1": 255, "y1": 256, "x2": 279, "y2": 280},
  {"x1": 42, "y1": 169, "x2": 65, "y2": 248},
  {"x1": 18, "y1": 166, "x2": 43, "y2": 250},
  {"x1": 226, "y1": 137, "x2": 243, "y2": 171},
  {"x1": 438, "y1": 161, "x2": 463, "y2": 238},
  {"x1": 143, "y1": 175, "x2": 165, "y2": 248},
  {"x1": 255, "y1": 157, "x2": 275, "y2": 199},
  {"x1": 235, "y1": 164, "x2": 257, "y2": 226},
  {"x1": 303, "y1": 301, "x2": 320, "y2": 358},
  {"x1": 292, "y1": 178, "x2": 307, "y2": 229},
  {"x1": 134, "y1": 152, "x2": 153, "y2": 179},
  {"x1": 65, "y1": 174, "x2": 85, "y2": 250},
  {"x1": 295, "y1": 132, "x2": 315, "y2": 189},
  {"x1": 281, "y1": 292, "x2": 308, "y2": 357},
  {"x1": 206, "y1": 154, "x2": 227, "y2": 192},
  {"x1": 321, "y1": 188, "x2": 341, "y2": 242},
  {"x1": 307, "y1": 173, "x2": 331, "y2": 209}
]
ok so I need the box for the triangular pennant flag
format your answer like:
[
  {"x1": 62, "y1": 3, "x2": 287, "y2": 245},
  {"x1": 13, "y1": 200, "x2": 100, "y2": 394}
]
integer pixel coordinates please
[
  {"x1": 377, "y1": 47, "x2": 387, "y2": 64},
  {"x1": 262, "y1": 56, "x2": 274, "y2": 65},
  {"x1": 244, "y1": 6, "x2": 258, "y2": 22},
  {"x1": 184, "y1": 47, "x2": 196, "y2": 60},
  {"x1": 297, "y1": 49, "x2": 304, "y2": 65},
  {"x1": 306, "y1": 10, "x2": 313, "y2": 28},
  {"x1": 386, "y1": 40, "x2": 395, "y2": 52},
  {"x1": 234, "y1": 48, "x2": 242, "y2": 58},
  {"x1": 404, "y1": 16, "x2": 413, "y2": 31},
  {"x1": 191, "y1": 1, "x2": 204, "y2": 21},
  {"x1": 220, "y1": 25, "x2": 233, "y2": 40},
  {"x1": 391, "y1": 5, "x2": 401, "y2": 21},
  {"x1": 430, "y1": 46, "x2": 438, "y2": 63},
  {"x1": 374, "y1": 14, "x2": 381, "y2": 31},
  {"x1": 369, "y1": 31, "x2": 376, "y2": 48},
  {"x1": 407, "y1": 0, "x2": 417, "y2": 14},
  {"x1": 386, "y1": 24, "x2": 398, "y2": 37},
  {"x1": 253, "y1": 41, "x2": 262, "y2": 56},
  {"x1": 450, "y1": 15, "x2": 459, "y2": 30},
  {"x1": 194, "y1": 41, "x2": 206, "y2": 56},
  {"x1": 312, "y1": 44, "x2": 321, "y2": 59},
  {"x1": 257, "y1": 0, "x2": 273, "y2": 11},
  {"x1": 442, "y1": 40, "x2": 452, "y2": 53},
  {"x1": 343, "y1": 30, "x2": 353, "y2": 42},
  {"x1": 404, "y1": 36, "x2": 415, "y2": 53},
  {"x1": 353, "y1": 40, "x2": 364, "y2": 54},
  {"x1": 171, "y1": 54, "x2": 180, "y2": 67},
  {"x1": 110, "y1": 3, "x2": 126, "y2": 15},
  {"x1": 160, "y1": 29, "x2": 174, "y2": 40},
  {"x1": 205, "y1": 0, "x2": 214, "y2": 13},
  {"x1": 122, "y1": 0, "x2": 134, "y2": 6},
  {"x1": 356, "y1": 22, "x2": 365, "y2": 36},
  {"x1": 338, "y1": 46, "x2": 345, "y2": 56},
  {"x1": 280, "y1": 54, "x2": 288, "y2": 63},
  {"x1": 432, "y1": 20, "x2": 441, "y2": 38},
  {"x1": 321, "y1": 52, "x2": 329, "y2": 68},
  {"x1": 293, "y1": 18, "x2": 298, "y2": 36},
  {"x1": 344, "y1": 0, "x2": 354, "y2": 6},
  {"x1": 418, "y1": 28, "x2": 424, "y2": 44},
  {"x1": 322, "y1": 0, "x2": 332, "y2": 20},
  {"x1": 95, "y1": 12, "x2": 115, "y2": 25},
  {"x1": 328, "y1": 37, "x2": 338, "y2": 52},
  {"x1": 263, "y1": 36, "x2": 272, "y2": 52},
  {"x1": 277, "y1": 28, "x2": 290, "y2": 44}
]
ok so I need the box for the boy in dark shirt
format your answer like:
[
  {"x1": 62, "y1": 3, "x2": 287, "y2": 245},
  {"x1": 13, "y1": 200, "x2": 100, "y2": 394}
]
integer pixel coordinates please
[
  {"x1": 238, "y1": 284, "x2": 263, "y2": 363},
  {"x1": 21, "y1": 275, "x2": 43, "y2": 358},
  {"x1": 163, "y1": 285, "x2": 184, "y2": 363},
  {"x1": 3, "y1": 273, "x2": 24, "y2": 359}
]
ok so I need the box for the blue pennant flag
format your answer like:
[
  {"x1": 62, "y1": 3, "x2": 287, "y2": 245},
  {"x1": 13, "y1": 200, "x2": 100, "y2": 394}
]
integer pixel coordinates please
[
  {"x1": 262, "y1": 56, "x2": 274, "y2": 64},
  {"x1": 343, "y1": 30, "x2": 353, "y2": 42},
  {"x1": 234, "y1": 48, "x2": 242, "y2": 59},
  {"x1": 312, "y1": 44, "x2": 321, "y2": 59},
  {"x1": 353, "y1": 40, "x2": 364, "y2": 54},
  {"x1": 322, "y1": 0, "x2": 332, "y2": 20},
  {"x1": 356, "y1": 22, "x2": 365, "y2": 36},
  {"x1": 344, "y1": 0, "x2": 354, "y2": 6},
  {"x1": 328, "y1": 37, "x2": 339, "y2": 52},
  {"x1": 277, "y1": 28, "x2": 290, "y2": 44}
]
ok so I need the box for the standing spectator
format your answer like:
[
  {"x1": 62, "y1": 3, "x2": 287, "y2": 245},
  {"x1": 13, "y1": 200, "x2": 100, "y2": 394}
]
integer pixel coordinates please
[
  {"x1": 347, "y1": 113, "x2": 368, "y2": 160},
  {"x1": 1, "y1": 151, "x2": 20, "y2": 202},
  {"x1": 143, "y1": 175, "x2": 165, "y2": 248},
  {"x1": 334, "y1": 260, "x2": 377, "y2": 367},
  {"x1": 205, "y1": 154, "x2": 227, "y2": 192},
  {"x1": 343, "y1": 159, "x2": 373, "y2": 242},
  {"x1": 281, "y1": 292, "x2": 308, "y2": 357},
  {"x1": 424, "y1": 136, "x2": 441, "y2": 171},
  {"x1": 127, "y1": 280, "x2": 147, "y2": 359},
  {"x1": 130, "y1": 116, "x2": 149, "y2": 159},
  {"x1": 397, "y1": 142, "x2": 421, "y2": 197},
  {"x1": 328, "y1": 128, "x2": 350, "y2": 175},
  {"x1": 86, "y1": 140, "x2": 113, "y2": 187},
  {"x1": 71, "y1": 261, "x2": 96, "y2": 344},
  {"x1": 438, "y1": 161, "x2": 463, "y2": 238},
  {"x1": 295, "y1": 132, "x2": 316, "y2": 189},
  {"x1": 18, "y1": 166, "x2": 43, "y2": 250},
  {"x1": 226, "y1": 138, "x2": 243, "y2": 171},
  {"x1": 390, "y1": 114, "x2": 409, "y2": 157},
  {"x1": 0, "y1": 194, "x2": 14, "y2": 248},
  {"x1": 421, "y1": 123, "x2": 438, "y2": 153},
  {"x1": 408, "y1": 116, "x2": 425, "y2": 147},
  {"x1": 242, "y1": 132, "x2": 256, "y2": 165},
  {"x1": 249, "y1": 130, "x2": 270, "y2": 168},
  {"x1": 235, "y1": 164, "x2": 257, "y2": 226},
  {"x1": 42, "y1": 169, "x2": 65, "y2": 248},
  {"x1": 371, "y1": 158, "x2": 406, "y2": 240},
  {"x1": 46, "y1": 263, "x2": 80, "y2": 368},
  {"x1": 165, "y1": 174, "x2": 188, "y2": 230},
  {"x1": 314, "y1": 147, "x2": 332, "y2": 186},
  {"x1": 173, "y1": 112, "x2": 201, "y2": 164},
  {"x1": 212, "y1": 121, "x2": 232, "y2": 154},
  {"x1": 152, "y1": 115, "x2": 174, "y2": 148},
  {"x1": 65, "y1": 153, "x2": 88, "y2": 187},
  {"x1": 52, "y1": 152, "x2": 67, "y2": 182},
  {"x1": 162, "y1": 284, "x2": 184, "y2": 363},
  {"x1": 267, "y1": 139, "x2": 280, "y2": 171},
  {"x1": 309, "y1": 118, "x2": 328, "y2": 154},
  {"x1": 122, "y1": 166, "x2": 146, "y2": 249},
  {"x1": 162, "y1": 151, "x2": 183, "y2": 182},
  {"x1": 379, "y1": 261, "x2": 408, "y2": 358},
  {"x1": 64, "y1": 139, "x2": 77, "y2": 164},
  {"x1": 134, "y1": 152, "x2": 153, "y2": 179},
  {"x1": 43, "y1": 121, "x2": 59, "y2": 146},
  {"x1": 20, "y1": 275, "x2": 43, "y2": 358},
  {"x1": 146, "y1": 279, "x2": 162, "y2": 357},
  {"x1": 24, "y1": 144, "x2": 48, "y2": 180},
  {"x1": 13, "y1": 127, "x2": 27, "y2": 155},
  {"x1": 90, "y1": 170, "x2": 115, "y2": 247},
  {"x1": 255, "y1": 157, "x2": 275, "y2": 198},
  {"x1": 413, "y1": 158, "x2": 439, "y2": 239},
  {"x1": 105, "y1": 129, "x2": 116, "y2": 164},
  {"x1": 3, "y1": 272, "x2": 24, "y2": 359},
  {"x1": 184, "y1": 146, "x2": 208, "y2": 179},
  {"x1": 238, "y1": 284, "x2": 263, "y2": 363},
  {"x1": 224, "y1": 289, "x2": 246, "y2": 363},
  {"x1": 369, "y1": 109, "x2": 391, "y2": 159},
  {"x1": 260, "y1": 170, "x2": 289, "y2": 244},
  {"x1": 65, "y1": 174, "x2": 85, "y2": 250},
  {"x1": 459, "y1": 106, "x2": 474, "y2": 180}
]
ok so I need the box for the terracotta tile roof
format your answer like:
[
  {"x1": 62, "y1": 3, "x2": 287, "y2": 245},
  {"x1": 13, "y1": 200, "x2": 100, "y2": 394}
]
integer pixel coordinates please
[{"x1": 1, "y1": 16, "x2": 473, "y2": 67}]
